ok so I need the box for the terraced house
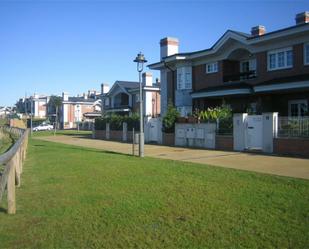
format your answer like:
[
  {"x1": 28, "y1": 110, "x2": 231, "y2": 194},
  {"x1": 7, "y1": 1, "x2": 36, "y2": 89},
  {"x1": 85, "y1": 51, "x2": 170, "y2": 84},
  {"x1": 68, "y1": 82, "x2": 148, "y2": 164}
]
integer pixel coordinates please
[{"x1": 149, "y1": 11, "x2": 309, "y2": 118}]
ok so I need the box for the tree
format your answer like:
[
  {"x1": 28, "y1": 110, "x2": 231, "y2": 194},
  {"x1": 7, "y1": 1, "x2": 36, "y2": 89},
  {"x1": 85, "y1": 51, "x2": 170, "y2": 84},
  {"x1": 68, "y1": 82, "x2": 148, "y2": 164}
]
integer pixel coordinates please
[
  {"x1": 162, "y1": 101, "x2": 180, "y2": 133},
  {"x1": 49, "y1": 95, "x2": 62, "y2": 134}
]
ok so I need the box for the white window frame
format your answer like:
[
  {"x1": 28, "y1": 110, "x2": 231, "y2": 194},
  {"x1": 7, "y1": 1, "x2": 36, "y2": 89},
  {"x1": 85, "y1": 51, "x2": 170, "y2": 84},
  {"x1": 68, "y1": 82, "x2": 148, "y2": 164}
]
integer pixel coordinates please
[
  {"x1": 206, "y1": 62, "x2": 218, "y2": 74},
  {"x1": 288, "y1": 99, "x2": 308, "y2": 117},
  {"x1": 267, "y1": 47, "x2": 293, "y2": 71},
  {"x1": 177, "y1": 66, "x2": 192, "y2": 90},
  {"x1": 304, "y1": 42, "x2": 309, "y2": 65}
]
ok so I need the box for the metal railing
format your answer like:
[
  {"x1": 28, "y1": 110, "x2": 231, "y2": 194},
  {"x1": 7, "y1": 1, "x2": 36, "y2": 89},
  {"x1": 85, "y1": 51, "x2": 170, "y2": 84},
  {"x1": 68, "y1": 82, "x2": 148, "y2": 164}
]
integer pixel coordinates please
[
  {"x1": 0, "y1": 127, "x2": 29, "y2": 214},
  {"x1": 223, "y1": 70, "x2": 257, "y2": 82},
  {"x1": 277, "y1": 116, "x2": 309, "y2": 138}
]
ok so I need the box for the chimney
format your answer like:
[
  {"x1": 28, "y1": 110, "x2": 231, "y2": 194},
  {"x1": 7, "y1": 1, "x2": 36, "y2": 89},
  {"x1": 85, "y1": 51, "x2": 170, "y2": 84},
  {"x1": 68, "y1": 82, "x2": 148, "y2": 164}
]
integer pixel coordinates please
[
  {"x1": 295, "y1": 11, "x2": 309, "y2": 25},
  {"x1": 62, "y1": 92, "x2": 69, "y2": 101},
  {"x1": 251, "y1": 25, "x2": 266, "y2": 36},
  {"x1": 83, "y1": 93, "x2": 87, "y2": 100},
  {"x1": 160, "y1": 37, "x2": 179, "y2": 59},
  {"x1": 101, "y1": 83, "x2": 110, "y2": 94},
  {"x1": 142, "y1": 72, "x2": 153, "y2": 86}
]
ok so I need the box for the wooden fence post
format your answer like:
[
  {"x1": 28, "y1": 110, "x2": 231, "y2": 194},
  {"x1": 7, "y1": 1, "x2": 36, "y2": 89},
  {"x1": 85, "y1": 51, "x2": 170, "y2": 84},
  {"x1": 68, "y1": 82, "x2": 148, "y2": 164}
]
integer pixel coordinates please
[{"x1": 7, "y1": 156, "x2": 16, "y2": 214}]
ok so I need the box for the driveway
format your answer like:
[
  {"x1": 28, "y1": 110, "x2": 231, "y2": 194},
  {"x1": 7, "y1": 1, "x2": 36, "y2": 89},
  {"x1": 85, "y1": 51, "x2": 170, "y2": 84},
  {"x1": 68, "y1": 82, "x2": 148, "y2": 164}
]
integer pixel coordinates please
[{"x1": 35, "y1": 135, "x2": 309, "y2": 180}]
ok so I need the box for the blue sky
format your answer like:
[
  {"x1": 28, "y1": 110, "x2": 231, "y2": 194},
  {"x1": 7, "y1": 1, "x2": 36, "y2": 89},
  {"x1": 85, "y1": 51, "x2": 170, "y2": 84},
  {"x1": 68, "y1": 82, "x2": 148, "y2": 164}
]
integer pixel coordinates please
[{"x1": 0, "y1": 0, "x2": 308, "y2": 106}]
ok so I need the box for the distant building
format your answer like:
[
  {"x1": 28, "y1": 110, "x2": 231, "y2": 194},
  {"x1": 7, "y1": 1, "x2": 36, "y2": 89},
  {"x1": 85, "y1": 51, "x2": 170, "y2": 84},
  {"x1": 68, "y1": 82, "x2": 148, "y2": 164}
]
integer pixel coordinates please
[
  {"x1": 101, "y1": 72, "x2": 161, "y2": 117},
  {"x1": 16, "y1": 94, "x2": 49, "y2": 118},
  {"x1": 60, "y1": 91, "x2": 101, "y2": 129}
]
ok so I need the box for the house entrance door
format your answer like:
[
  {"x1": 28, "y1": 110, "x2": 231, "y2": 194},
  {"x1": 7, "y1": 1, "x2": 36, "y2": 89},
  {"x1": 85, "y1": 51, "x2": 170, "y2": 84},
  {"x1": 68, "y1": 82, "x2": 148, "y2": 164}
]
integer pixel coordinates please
[{"x1": 245, "y1": 115, "x2": 263, "y2": 150}]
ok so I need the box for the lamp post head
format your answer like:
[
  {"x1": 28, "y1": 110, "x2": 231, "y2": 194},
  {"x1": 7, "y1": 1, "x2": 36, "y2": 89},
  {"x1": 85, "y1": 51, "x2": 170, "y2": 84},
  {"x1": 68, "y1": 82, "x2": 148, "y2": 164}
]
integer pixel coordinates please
[{"x1": 134, "y1": 52, "x2": 147, "y2": 72}]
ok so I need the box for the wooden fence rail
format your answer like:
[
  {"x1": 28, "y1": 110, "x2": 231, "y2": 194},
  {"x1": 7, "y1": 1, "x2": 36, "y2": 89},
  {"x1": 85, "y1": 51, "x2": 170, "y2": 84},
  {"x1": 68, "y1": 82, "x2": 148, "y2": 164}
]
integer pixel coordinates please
[{"x1": 0, "y1": 126, "x2": 29, "y2": 214}]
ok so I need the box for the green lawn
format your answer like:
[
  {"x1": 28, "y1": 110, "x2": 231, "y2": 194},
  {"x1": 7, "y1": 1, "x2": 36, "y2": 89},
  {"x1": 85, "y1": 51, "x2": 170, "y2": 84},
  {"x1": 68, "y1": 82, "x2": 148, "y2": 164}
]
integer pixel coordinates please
[
  {"x1": 0, "y1": 137, "x2": 308, "y2": 249},
  {"x1": 0, "y1": 131, "x2": 18, "y2": 154},
  {"x1": 31, "y1": 129, "x2": 92, "y2": 137}
]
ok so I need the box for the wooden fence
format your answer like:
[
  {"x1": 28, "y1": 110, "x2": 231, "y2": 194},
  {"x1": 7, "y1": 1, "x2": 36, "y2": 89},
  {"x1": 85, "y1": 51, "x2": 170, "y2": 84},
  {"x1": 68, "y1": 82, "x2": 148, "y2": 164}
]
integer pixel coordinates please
[{"x1": 0, "y1": 127, "x2": 29, "y2": 214}]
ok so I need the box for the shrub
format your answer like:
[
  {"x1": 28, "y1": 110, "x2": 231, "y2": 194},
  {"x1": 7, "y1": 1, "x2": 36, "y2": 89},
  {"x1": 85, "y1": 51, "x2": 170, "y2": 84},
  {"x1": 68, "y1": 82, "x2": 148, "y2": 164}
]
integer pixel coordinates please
[
  {"x1": 95, "y1": 118, "x2": 106, "y2": 130},
  {"x1": 162, "y1": 102, "x2": 180, "y2": 133},
  {"x1": 125, "y1": 113, "x2": 140, "y2": 131}
]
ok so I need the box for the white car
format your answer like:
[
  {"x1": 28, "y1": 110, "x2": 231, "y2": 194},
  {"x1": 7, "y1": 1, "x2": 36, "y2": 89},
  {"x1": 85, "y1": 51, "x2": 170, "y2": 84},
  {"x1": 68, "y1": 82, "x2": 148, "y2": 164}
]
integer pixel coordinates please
[{"x1": 32, "y1": 124, "x2": 53, "y2": 131}]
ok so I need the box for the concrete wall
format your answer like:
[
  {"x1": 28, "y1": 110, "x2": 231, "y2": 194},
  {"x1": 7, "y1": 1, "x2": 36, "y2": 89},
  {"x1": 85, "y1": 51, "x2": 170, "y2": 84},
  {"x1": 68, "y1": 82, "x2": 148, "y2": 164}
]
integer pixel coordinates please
[{"x1": 175, "y1": 123, "x2": 216, "y2": 149}]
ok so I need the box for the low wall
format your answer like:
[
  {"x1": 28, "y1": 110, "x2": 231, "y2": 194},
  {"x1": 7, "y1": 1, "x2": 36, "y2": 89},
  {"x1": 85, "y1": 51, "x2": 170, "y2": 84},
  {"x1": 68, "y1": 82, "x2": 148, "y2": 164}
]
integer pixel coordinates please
[
  {"x1": 10, "y1": 119, "x2": 26, "y2": 129},
  {"x1": 94, "y1": 130, "x2": 106, "y2": 139},
  {"x1": 215, "y1": 135, "x2": 233, "y2": 151},
  {"x1": 274, "y1": 137, "x2": 309, "y2": 158},
  {"x1": 163, "y1": 133, "x2": 175, "y2": 146},
  {"x1": 110, "y1": 130, "x2": 122, "y2": 141}
]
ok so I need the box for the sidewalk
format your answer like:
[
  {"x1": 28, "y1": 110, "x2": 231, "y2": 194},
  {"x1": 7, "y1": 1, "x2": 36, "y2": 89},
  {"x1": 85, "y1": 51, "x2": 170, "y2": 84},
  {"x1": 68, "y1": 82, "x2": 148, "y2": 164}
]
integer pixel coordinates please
[{"x1": 36, "y1": 135, "x2": 309, "y2": 180}]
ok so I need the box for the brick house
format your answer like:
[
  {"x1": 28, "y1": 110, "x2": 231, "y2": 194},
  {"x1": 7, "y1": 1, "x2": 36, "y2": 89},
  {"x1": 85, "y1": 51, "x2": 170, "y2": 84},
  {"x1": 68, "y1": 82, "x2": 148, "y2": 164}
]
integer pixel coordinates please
[
  {"x1": 148, "y1": 11, "x2": 309, "y2": 118},
  {"x1": 60, "y1": 91, "x2": 101, "y2": 129},
  {"x1": 101, "y1": 72, "x2": 161, "y2": 117}
]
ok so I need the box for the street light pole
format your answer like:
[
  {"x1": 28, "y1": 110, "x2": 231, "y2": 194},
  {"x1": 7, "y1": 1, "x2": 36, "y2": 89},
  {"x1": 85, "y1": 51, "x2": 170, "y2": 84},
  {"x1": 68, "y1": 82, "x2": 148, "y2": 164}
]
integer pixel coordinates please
[
  {"x1": 30, "y1": 96, "x2": 33, "y2": 136},
  {"x1": 134, "y1": 52, "x2": 147, "y2": 157}
]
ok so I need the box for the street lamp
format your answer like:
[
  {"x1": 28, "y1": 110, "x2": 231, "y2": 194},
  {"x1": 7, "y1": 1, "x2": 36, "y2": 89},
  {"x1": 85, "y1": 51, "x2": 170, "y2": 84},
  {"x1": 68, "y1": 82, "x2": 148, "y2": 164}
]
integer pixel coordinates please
[{"x1": 134, "y1": 52, "x2": 147, "y2": 157}]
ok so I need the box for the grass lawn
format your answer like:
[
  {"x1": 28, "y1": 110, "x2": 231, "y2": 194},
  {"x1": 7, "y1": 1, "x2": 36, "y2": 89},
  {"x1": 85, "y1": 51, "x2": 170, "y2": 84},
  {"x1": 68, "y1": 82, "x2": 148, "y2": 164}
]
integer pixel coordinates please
[
  {"x1": 31, "y1": 129, "x2": 92, "y2": 137},
  {"x1": 0, "y1": 131, "x2": 18, "y2": 155},
  {"x1": 0, "y1": 137, "x2": 308, "y2": 249}
]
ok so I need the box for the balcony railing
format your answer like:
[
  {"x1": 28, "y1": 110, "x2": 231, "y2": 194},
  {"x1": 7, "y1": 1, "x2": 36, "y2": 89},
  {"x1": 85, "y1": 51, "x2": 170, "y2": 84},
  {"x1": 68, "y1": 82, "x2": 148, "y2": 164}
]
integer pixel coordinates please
[
  {"x1": 223, "y1": 70, "x2": 257, "y2": 83},
  {"x1": 104, "y1": 105, "x2": 131, "y2": 111}
]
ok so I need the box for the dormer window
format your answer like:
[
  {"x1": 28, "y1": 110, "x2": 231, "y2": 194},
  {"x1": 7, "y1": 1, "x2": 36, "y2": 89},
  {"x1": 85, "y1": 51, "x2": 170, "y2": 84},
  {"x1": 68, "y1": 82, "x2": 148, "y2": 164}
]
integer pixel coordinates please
[
  {"x1": 267, "y1": 47, "x2": 293, "y2": 71},
  {"x1": 206, "y1": 62, "x2": 218, "y2": 73}
]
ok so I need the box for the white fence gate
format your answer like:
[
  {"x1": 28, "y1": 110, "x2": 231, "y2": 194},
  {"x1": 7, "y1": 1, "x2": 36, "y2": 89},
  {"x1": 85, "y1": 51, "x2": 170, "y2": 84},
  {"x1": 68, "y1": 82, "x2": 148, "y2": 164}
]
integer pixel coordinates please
[
  {"x1": 145, "y1": 117, "x2": 161, "y2": 143},
  {"x1": 233, "y1": 113, "x2": 278, "y2": 153},
  {"x1": 245, "y1": 115, "x2": 263, "y2": 150}
]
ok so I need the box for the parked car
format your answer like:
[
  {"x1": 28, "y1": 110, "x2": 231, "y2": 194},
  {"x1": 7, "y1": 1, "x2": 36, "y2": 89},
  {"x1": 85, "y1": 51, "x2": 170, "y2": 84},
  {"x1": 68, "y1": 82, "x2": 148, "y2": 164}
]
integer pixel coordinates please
[{"x1": 32, "y1": 124, "x2": 53, "y2": 131}]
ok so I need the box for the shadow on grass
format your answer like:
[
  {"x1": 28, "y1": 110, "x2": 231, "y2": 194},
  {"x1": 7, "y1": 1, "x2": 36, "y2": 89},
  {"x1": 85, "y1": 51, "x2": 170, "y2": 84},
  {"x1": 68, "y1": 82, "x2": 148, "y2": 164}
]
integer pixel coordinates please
[
  {"x1": 66, "y1": 146, "x2": 134, "y2": 157},
  {"x1": 0, "y1": 207, "x2": 7, "y2": 213}
]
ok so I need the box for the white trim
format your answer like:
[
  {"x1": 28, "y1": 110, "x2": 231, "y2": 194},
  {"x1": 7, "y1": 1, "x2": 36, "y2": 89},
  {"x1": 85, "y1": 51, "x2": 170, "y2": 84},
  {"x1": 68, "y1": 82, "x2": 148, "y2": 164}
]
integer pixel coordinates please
[
  {"x1": 206, "y1": 62, "x2": 218, "y2": 74},
  {"x1": 254, "y1": 80, "x2": 309, "y2": 92},
  {"x1": 267, "y1": 47, "x2": 293, "y2": 71},
  {"x1": 191, "y1": 88, "x2": 251, "y2": 98},
  {"x1": 304, "y1": 42, "x2": 309, "y2": 65}
]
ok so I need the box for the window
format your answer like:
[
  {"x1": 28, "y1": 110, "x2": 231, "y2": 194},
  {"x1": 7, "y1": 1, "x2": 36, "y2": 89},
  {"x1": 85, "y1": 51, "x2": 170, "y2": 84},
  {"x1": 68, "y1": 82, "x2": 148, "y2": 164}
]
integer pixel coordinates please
[
  {"x1": 240, "y1": 59, "x2": 257, "y2": 80},
  {"x1": 177, "y1": 66, "x2": 192, "y2": 90},
  {"x1": 185, "y1": 72, "x2": 191, "y2": 89},
  {"x1": 267, "y1": 47, "x2": 293, "y2": 71},
  {"x1": 177, "y1": 73, "x2": 183, "y2": 89},
  {"x1": 304, "y1": 43, "x2": 309, "y2": 65},
  {"x1": 288, "y1": 100, "x2": 308, "y2": 117},
  {"x1": 206, "y1": 62, "x2": 218, "y2": 73}
]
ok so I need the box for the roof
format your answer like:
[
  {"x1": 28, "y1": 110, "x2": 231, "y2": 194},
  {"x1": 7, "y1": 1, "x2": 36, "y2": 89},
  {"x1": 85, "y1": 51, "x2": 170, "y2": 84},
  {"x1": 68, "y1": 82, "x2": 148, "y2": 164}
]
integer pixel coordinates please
[
  {"x1": 67, "y1": 97, "x2": 96, "y2": 103},
  {"x1": 115, "y1": 81, "x2": 140, "y2": 90},
  {"x1": 255, "y1": 73, "x2": 309, "y2": 86},
  {"x1": 148, "y1": 23, "x2": 309, "y2": 68},
  {"x1": 192, "y1": 82, "x2": 252, "y2": 94},
  {"x1": 191, "y1": 74, "x2": 309, "y2": 98}
]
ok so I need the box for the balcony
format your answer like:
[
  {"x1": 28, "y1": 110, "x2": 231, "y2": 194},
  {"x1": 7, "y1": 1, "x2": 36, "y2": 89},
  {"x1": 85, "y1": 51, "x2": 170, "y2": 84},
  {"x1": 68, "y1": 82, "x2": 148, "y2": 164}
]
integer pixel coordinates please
[{"x1": 223, "y1": 70, "x2": 257, "y2": 83}]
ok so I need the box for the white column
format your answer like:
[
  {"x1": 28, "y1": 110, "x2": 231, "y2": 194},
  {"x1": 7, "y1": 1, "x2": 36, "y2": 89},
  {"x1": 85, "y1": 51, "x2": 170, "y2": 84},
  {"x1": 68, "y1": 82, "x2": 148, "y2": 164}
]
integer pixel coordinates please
[
  {"x1": 262, "y1": 112, "x2": 278, "y2": 153},
  {"x1": 233, "y1": 113, "x2": 248, "y2": 151}
]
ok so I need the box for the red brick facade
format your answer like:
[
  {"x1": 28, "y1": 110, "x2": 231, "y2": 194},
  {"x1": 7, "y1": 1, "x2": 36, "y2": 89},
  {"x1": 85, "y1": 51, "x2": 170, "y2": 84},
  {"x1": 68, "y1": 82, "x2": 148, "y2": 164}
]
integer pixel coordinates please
[
  {"x1": 274, "y1": 137, "x2": 309, "y2": 157},
  {"x1": 215, "y1": 135, "x2": 233, "y2": 151}
]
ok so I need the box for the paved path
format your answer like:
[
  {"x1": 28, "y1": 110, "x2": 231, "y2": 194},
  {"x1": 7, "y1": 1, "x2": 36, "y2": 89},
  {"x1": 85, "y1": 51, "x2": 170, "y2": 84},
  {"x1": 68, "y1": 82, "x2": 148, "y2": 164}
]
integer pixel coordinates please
[{"x1": 35, "y1": 135, "x2": 309, "y2": 180}]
